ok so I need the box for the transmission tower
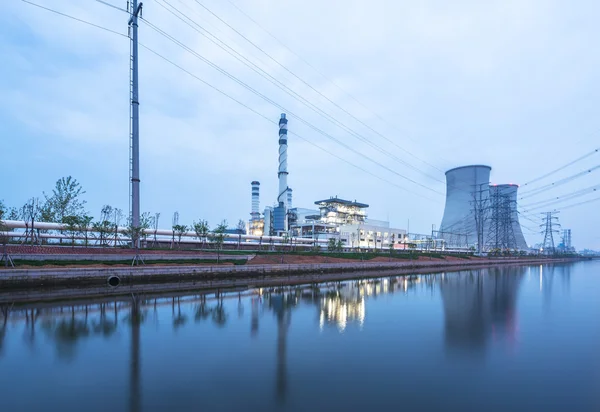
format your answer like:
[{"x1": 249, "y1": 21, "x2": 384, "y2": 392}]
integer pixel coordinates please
[
  {"x1": 486, "y1": 190, "x2": 516, "y2": 252},
  {"x1": 470, "y1": 183, "x2": 489, "y2": 254},
  {"x1": 540, "y1": 212, "x2": 560, "y2": 254}
]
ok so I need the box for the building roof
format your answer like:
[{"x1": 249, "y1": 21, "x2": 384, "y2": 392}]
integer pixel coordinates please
[{"x1": 314, "y1": 197, "x2": 369, "y2": 208}]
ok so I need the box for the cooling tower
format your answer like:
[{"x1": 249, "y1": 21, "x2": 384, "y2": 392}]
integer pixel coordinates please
[
  {"x1": 488, "y1": 184, "x2": 528, "y2": 250},
  {"x1": 439, "y1": 165, "x2": 491, "y2": 248}
]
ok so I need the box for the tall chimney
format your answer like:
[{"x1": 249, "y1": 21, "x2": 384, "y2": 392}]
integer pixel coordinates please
[
  {"x1": 277, "y1": 113, "x2": 289, "y2": 209},
  {"x1": 251, "y1": 181, "x2": 260, "y2": 220},
  {"x1": 287, "y1": 188, "x2": 293, "y2": 210}
]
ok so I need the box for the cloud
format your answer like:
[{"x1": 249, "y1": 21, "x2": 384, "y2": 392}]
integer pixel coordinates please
[{"x1": 1, "y1": 0, "x2": 599, "y2": 249}]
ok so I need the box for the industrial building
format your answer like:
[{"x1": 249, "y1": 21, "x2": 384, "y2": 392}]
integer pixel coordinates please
[
  {"x1": 248, "y1": 114, "x2": 408, "y2": 250},
  {"x1": 439, "y1": 165, "x2": 529, "y2": 252}
]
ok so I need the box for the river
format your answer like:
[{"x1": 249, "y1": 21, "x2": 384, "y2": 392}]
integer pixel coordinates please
[{"x1": 1, "y1": 261, "x2": 598, "y2": 411}]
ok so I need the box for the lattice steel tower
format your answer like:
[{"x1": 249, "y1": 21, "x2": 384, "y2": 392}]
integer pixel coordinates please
[{"x1": 540, "y1": 212, "x2": 560, "y2": 254}]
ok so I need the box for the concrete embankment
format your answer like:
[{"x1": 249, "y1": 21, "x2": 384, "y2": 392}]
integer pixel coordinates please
[{"x1": 0, "y1": 257, "x2": 580, "y2": 294}]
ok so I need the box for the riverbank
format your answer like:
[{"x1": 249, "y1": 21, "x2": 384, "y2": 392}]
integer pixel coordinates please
[{"x1": 0, "y1": 257, "x2": 584, "y2": 299}]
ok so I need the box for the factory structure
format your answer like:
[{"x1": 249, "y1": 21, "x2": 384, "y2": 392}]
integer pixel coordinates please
[
  {"x1": 248, "y1": 114, "x2": 407, "y2": 250},
  {"x1": 247, "y1": 115, "x2": 530, "y2": 252},
  {"x1": 438, "y1": 165, "x2": 529, "y2": 252}
]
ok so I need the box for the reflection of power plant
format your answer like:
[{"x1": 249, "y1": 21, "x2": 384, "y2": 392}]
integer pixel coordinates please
[
  {"x1": 267, "y1": 293, "x2": 294, "y2": 404},
  {"x1": 440, "y1": 267, "x2": 525, "y2": 355}
]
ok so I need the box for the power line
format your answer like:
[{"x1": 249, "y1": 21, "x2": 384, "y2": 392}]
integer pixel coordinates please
[
  {"x1": 188, "y1": 0, "x2": 449, "y2": 175},
  {"x1": 519, "y1": 163, "x2": 600, "y2": 199},
  {"x1": 21, "y1": 0, "x2": 127, "y2": 37},
  {"x1": 523, "y1": 147, "x2": 599, "y2": 187},
  {"x1": 552, "y1": 194, "x2": 600, "y2": 211},
  {"x1": 139, "y1": 16, "x2": 445, "y2": 196},
  {"x1": 150, "y1": 0, "x2": 447, "y2": 193},
  {"x1": 19, "y1": 0, "x2": 439, "y2": 202},
  {"x1": 521, "y1": 183, "x2": 600, "y2": 211}
]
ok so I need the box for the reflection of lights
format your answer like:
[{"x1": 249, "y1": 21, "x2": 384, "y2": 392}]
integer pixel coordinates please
[
  {"x1": 319, "y1": 295, "x2": 365, "y2": 332},
  {"x1": 540, "y1": 265, "x2": 543, "y2": 292}
]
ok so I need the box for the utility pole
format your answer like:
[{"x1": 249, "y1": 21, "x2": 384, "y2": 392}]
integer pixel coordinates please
[
  {"x1": 129, "y1": 0, "x2": 143, "y2": 240},
  {"x1": 540, "y1": 212, "x2": 560, "y2": 255}
]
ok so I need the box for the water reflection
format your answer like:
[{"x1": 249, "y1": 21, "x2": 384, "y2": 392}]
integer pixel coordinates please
[
  {"x1": 0, "y1": 263, "x2": 590, "y2": 411},
  {"x1": 440, "y1": 267, "x2": 524, "y2": 356}
]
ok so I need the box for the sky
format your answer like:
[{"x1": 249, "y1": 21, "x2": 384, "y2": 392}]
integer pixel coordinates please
[{"x1": 1, "y1": 0, "x2": 599, "y2": 249}]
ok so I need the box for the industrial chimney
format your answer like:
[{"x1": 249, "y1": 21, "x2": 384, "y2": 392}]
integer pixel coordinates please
[
  {"x1": 287, "y1": 188, "x2": 293, "y2": 210},
  {"x1": 250, "y1": 181, "x2": 260, "y2": 220},
  {"x1": 274, "y1": 113, "x2": 289, "y2": 233}
]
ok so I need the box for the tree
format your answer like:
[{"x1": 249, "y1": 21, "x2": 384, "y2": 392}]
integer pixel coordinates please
[
  {"x1": 62, "y1": 215, "x2": 80, "y2": 246},
  {"x1": 173, "y1": 224, "x2": 188, "y2": 249},
  {"x1": 21, "y1": 198, "x2": 41, "y2": 245},
  {"x1": 236, "y1": 219, "x2": 246, "y2": 250},
  {"x1": 336, "y1": 239, "x2": 343, "y2": 252},
  {"x1": 77, "y1": 215, "x2": 93, "y2": 247},
  {"x1": 0, "y1": 219, "x2": 14, "y2": 267},
  {"x1": 44, "y1": 176, "x2": 87, "y2": 222},
  {"x1": 125, "y1": 215, "x2": 150, "y2": 250},
  {"x1": 140, "y1": 212, "x2": 153, "y2": 245},
  {"x1": 193, "y1": 220, "x2": 210, "y2": 249},
  {"x1": 212, "y1": 220, "x2": 228, "y2": 263},
  {"x1": 328, "y1": 237, "x2": 337, "y2": 252},
  {"x1": 93, "y1": 205, "x2": 114, "y2": 246},
  {"x1": 0, "y1": 200, "x2": 5, "y2": 220}
]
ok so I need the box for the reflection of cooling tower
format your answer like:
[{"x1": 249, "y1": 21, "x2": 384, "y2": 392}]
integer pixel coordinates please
[
  {"x1": 439, "y1": 165, "x2": 491, "y2": 246},
  {"x1": 489, "y1": 184, "x2": 528, "y2": 250}
]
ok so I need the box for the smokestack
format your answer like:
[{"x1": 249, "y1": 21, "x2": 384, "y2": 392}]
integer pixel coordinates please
[
  {"x1": 251, "y1": 181, "x2": 260, "y2": 220},
  {"x1": 287, "y1": 188, "x2": 293, "y2": 209},
  {"x1": 278, "y1": 113, "x2": 288, "y2": 209}
]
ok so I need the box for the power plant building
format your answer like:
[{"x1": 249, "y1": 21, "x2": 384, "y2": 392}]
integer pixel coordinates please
[{"x1": 248, "y1": 113, "x2": 408, "y2": 249}]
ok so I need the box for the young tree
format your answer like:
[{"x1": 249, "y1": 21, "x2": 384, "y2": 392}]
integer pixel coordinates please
[
  {"x1": 44, "y1": 176, "x2": 87, "y2": 222},
  {"x1": 328, "y1": 237, "x2": 337, "y2": 252},
  {"x1": 236, "y1": 219, "x2": 246, "y2": 250},
  {"x1": 212, "y1": 220, "x2": 228, "y2": 263},
  {"x1": 0, "y1": 219, "x2": 14, "y2": 267},
  {"x1": 193, "y1": 220, "x2": 210, "y2": 249},
  {"x1": 77, "y1": 215, "x2": 93, "y2": 247},
  {"x1": 140, "y1": 212, "x2": 153, "y2": 245},
  {"x1": 21, "y1": 198, "x2": 41, "y2": 245},
  {"x1": 173, "y1": 224, "x2": 188, "y2": 249},
  {"x1": 93, "y1": 205, "x2": 114, "y2": 246},
  {"x1": 171, "y1": 212, "x2": 180, "y2": 249},
  {"x1": 113, "y1": 208, "x2": 124, "y2": 246},
  {"x1": 62, "y1": 215, "x2": 80, "y2": 247}
]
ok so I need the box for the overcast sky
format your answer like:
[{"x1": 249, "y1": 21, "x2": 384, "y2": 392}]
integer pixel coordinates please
[{"x1": 2, "y1": 0, "x2": 599, "y2": 249}]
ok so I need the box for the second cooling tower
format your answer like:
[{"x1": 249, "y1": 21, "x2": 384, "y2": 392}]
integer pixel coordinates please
[
  {"x1": 439, "y1": 165, "x2": 491, "y2": 247},
  {"x1": 487, "y1": 184, "x2": 528, "y2": 250}
]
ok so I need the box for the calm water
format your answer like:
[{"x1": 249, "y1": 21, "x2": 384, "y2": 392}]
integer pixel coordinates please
[{"x1": 1, "y1": 262, "x2": 599, "y2": 411}]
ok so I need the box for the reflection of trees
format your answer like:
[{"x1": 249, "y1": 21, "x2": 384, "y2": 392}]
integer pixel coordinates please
[
  {"x1": 0, "y1": 305, "x2": 10, "y2": 356},
  {"x1": 91, "y1": 304, "x2": 117, "y2": 338},
  {"x1": 172, "y1": 298, "x2": 188, "y2": 330},
  {"x1": 194, "y1": 299, "x2": 212, "y2": 322},
  {"x1": 40, "y1": 306, "x2": 90, "y2": 361},
  {"x1": 212, "y1": 300, "x2": 228, "y2": 328}
]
